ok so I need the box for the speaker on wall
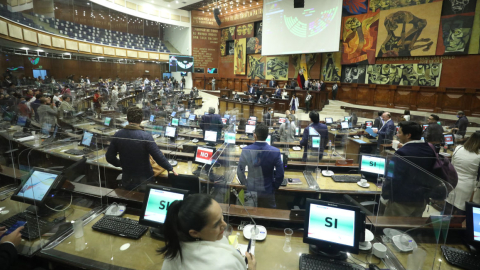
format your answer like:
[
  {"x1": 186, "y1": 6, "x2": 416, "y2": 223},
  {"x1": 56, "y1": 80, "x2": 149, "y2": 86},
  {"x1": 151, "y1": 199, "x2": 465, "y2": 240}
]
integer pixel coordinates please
[
  {"x1": 294, "y1": 0, "x2": 304, "y2": 8},
  {"x1": 214, "y1": 8, "x2": 221, "y2": 26}
]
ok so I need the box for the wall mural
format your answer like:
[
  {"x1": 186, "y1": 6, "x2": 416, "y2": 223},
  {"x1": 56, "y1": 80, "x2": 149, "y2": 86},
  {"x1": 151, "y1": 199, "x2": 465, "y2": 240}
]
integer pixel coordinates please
[
  {"x1": 236, "y1": 23, "x2": 254, "y2": 39},
  {"x1": 436, "y1": 13, "x2": 476, "y2": 55},
  {"x1": 370, "y1": 0, "x2": 442, "y2": 12},
  {"x1": 343, "y1": 0, "x2": 368, "y2": 16},
  {"x1": 341, "y1": 11, "x2": 380, "y2": 64},
  {"x1": 247, "y1": 54, "x2": 266, "y2": 79},
  {"x1": 246, "y1": 37, "x2": 262, "y2": 54},
  {"x1": 470, "y1": 0, "x2": 480, "y2": 54},
  {"x1": 266, "y1": 56, "x2": 289, "y2": 80},
  {"x1": 365, "y1": 63, "x2": 442, "y2": 86},
  {"x1": 341, "y1": 65, "x2": 367, "y2": 83},
  {"x1": 228, "y1": 26, "x2": 236, "y2": 40},
  {"x1": 234, "y1": 38, "x2": 247, "y2": 75},
  {"x1": 321, "y1": 52, "x2": 342, "y2": 82},
  {"x1": 291, "y1": 54, "x2": 319, "y2": 79},
  {"x1": 376, "y1": 1, "x2": 443, "y2": 57}
]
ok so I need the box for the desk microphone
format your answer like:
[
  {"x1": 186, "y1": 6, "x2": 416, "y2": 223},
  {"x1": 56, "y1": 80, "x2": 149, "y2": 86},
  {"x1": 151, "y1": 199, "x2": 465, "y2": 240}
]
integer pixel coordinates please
[{"x1": 231, "y1": 188, "x2": 267, "y2": 241}]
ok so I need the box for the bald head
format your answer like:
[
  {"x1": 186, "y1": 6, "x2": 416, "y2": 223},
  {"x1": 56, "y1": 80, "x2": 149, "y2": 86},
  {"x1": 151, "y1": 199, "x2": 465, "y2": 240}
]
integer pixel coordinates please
[{"x1": 382, "y1": 112, "x2": 391, "y2": 121}]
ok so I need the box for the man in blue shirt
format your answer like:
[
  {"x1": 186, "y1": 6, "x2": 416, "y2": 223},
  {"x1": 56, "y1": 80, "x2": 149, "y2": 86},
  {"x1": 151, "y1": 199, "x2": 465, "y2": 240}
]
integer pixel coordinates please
[
  {"x1": 106, "y1": 107, "x2": 177, "y2": 190},
  {"x1": 274, "y1": 86, "x2": 281, "y2": 98},
  {"x1": 300, "y1": 111, "x2": 328, "y2": 162},
  {"x1": 237, "y1": 123, "x2": 284, "y2": 208}
]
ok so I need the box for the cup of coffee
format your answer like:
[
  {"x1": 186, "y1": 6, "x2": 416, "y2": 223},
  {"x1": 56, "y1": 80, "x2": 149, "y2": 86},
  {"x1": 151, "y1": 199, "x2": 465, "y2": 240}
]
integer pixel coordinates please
[
  {"x1": 359, "y1": 179, "x2": 367, "y2": 186},
  {"x1": 392, "y1": 140, "x2": 399, "y2": 150}
]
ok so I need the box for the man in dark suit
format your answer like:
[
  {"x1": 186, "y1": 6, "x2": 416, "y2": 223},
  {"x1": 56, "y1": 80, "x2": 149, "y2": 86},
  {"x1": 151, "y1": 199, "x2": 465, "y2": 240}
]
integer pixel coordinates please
[
  {"x1": 300, "y1": 111, "x2": 329, "y2": 162},
  {"x1": 248, "y1": 95, "x2": 255, "y2": 102},
  {"x1": 0, "y1": 225, "x2": 24, "y2": 270},
  {"x1": 424, "y1": 114, "x2": 444, "y2": 145},
  {"x1": 237, "y1": 123, "x2": 284, "y2": 208},
  {"x1": 274, "y1": 86, "x2": 281, "y2": 98},
  {"x1": 451, "y1": 110, "x2": 468, "y2": 137},
  {"x1": 199, "y1": 107, "x2": 223, "y2": 141},
  {"x1": 374, "y1": 112, "x2": 395, "y2": 147},
  {"x1": 263, "y1": 107, "x2": 273, "y2": 126},
  {"x1": 269, "y1": 78, "x2": 275, "y2": 88},
  {"x1": 381, "y1": 121, "x2": 437, "y2": 217},
  {"x1": 372, "y1": 111, "x2": 385, "y2": 129},
  {"x1": 264, "y1": 94, "x2": 272, "y2": 104},
  {"x1": 319, "y1": 80, "x2": 326, "y2": 91},
  {"x1": 247, "y1": 84, "x2": 255, "y2": 95},
  {"x1": 232, "y1": 91, "x2": 239, "y2": 100}
]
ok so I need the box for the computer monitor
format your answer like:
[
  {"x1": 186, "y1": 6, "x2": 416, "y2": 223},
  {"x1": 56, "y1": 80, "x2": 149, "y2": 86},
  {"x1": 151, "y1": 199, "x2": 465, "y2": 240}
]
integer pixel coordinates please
[
  {"x1": 81, "y1": 131, "x2": 94, "y2": 147},
  {"x1": 279, "y1": 118, "x2": 286, "y2": 124},
  {"x1": 171, "y1": 118, "x2": 179, "y2": 126},
  {"x1": 245, "y1": 124, "x2": 256, "y2": 134},
  {"x1": 365, "y1": 121, "x2": 373, "y2": 128},
  {"x1": 422, "y1": 124, "x2": 428, "y2": 131},
  {"x1": 61, "y1": 157, "x2": 87, "y2": 184},
  {"x1": 325, "y1": 118, "x2": 333, "y2": 125},
  {"x1": 224, "y1": 114, "x2": 230, "y2": 119},
  {"x1": 104, "y1": 117, "x2": 111, "y2": 126},
  {"x1": 359, "y1": 155, "x2": 386, "y2": 181},
  {"x1": 194, "y1": 146, "x2": 216, "y2": 165},
  {"x1": 149, "y1": 115, "x2": 155, "y2": 122},
  {"x1": 437, "y1": 121, "x2": 442, "y2": 125},
  {"x1": 247, "y1": 120, "x2": 256, "y2": 125},
  {"x1": 465, "y1": 201, "x2": 480, "y2": 249},
  {"x1": 165, "y1": 126, "x2": 176, "y2": 138},
  {"x1": 266, "y1": 135, "x2": 271, "y2": 145},
  {"x1": 179, "y1": 118, "x2": 187, "y2": 126},
  {"x1": 139, "y1": 184, "x2": 189, "y2": 239},
  {"x1": 311, "y1": 136, "x2": 320, "y2": 149},
  {"x1": 189, "y1": 114, "x2": 196, "y2": 121},
  {"x1": 221, "y1": 118, "x2": 227, "y2": 125},
  {"x1": 444, "y1": 134, "x2": 454, "y2": 145},
  {"x1": 225, "y1": 132, "x2": 236, "y2": 144},
  {"x1": 204, "y1": 112, "x2": 209, "y2": 115},
  {"x1": 171, "y1": 111, "x2": 176, "y2": 117},
  {"x1": 11, "y1": 168, "x2": 60, "y2": 205},
  {"x1": 341, "y1": 121, "x2": 349, "y2": 130},
  {"x1": 17, "y1": 116, "x2": 27, "y2": 127},
  {"x1": 344, "y1": 116, "x2": 352, "y2": 122},
  {"x1": 295, "y1": 127, "x2": 300, "y2": 136},
  {"x1": 303, "y1": 199, "x2": 363, "y2": 259},
  {"x1": 204, "y1": 130, "x2": 217, "y2": 144},
  {"x1": 249, "y1": 116, "x2": 257, "y2": 121}
]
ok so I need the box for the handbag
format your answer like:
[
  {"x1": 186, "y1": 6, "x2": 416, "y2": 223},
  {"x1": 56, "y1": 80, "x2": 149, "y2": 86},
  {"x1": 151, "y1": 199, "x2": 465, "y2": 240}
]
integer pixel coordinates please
[{"x1": 427, "y1": 143, "x2": 458, "y2": 200}]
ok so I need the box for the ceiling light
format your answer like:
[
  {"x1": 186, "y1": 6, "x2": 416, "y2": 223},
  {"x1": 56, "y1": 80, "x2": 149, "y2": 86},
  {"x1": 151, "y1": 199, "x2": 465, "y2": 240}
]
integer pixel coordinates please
[
  {"x1": 63, "y1": 53, "x2": 71, "y2": 55},
  {"x1": 36, "y1": 49, "x2": 44, "y2": 52},
  {"x1": 98, "y1": 57, "x2": 104, "y2": 58},
  {"x1": 20, "y1": 47, "x2": 29, "y2": 50}
]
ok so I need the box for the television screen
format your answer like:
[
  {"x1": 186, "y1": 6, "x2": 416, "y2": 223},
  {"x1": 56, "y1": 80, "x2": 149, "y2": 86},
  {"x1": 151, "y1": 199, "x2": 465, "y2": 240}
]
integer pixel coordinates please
[
  {"x1": 163, "y1": 73, "x2": 171, "y2": 79},
  {"x1": 194, "y1": 68, "x2": 204, "y2": 73},
  {"x1": 207, "y1": 68, "x2": 218, "y2": 74},
  {"x1": 180, "y1": 72, "x2": 187, "y2": 76},
  {"x1": 169, "y1": 55, "x2": 194, "y2": 72}
]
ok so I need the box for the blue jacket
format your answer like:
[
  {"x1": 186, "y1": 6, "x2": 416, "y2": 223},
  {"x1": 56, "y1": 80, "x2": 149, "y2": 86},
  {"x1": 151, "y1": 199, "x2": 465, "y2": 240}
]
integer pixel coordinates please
[
  {"x1": 106, "y1": 125, "x2": 173, "y2": 182},
  {"x1": 382, "y1": 142, "x2": 437, "y2": 203},
  {"x1": 378, "y1": 119, "x2": 395, "y2": 144},
  {"x1": 300, "y1": 122, "x2": 329, "y2": 159},
  {"x1": 237, "y1": 142, "x2": 284, "y2": 194}
]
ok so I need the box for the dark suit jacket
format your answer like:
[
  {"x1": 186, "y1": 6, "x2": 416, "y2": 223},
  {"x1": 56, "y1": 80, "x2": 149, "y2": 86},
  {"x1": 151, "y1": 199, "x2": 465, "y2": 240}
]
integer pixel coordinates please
[
  {"x1": 263, "y1": 112, "x2": 272, "y2": 126},
  {"x1": 455, "y1": 116, "x2": 468, "y2": 136},
  {"x1": 300, "y1": 122, "x2": 329, "y2": 160},
  {"x1": 200, "y1": 114, "x2": 223, "y2": 139},
  {"x1": 269, "y1": 80, "x2": 275, "y2": 87},
  {"x1": 378, "y1": 119, "x2": 395, "y2": 144},
  {"x1": 320, "y1": 83, "x2": 326, "y2": 91},
  {"x1": 372, "y1": 116, "x2": 383, "y2": 129},
  {"x1": 0, "y1": 243, "x2": 17, "y2": 270},
  {"x1": 237, "y1": 142, "x2": 284, "y2": 194},
  {"x1": 382, "y1": 142, "x2": 437, "y2": 203},
  {"x1": 424, "y1": 123, "x2": 445, "y2": 143}
]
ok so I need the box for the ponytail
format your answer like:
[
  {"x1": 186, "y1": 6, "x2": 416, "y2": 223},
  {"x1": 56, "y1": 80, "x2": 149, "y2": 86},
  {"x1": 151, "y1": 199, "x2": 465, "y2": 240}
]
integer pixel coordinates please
[{"x1": 157, "y1": 194, "x2": 213, "y2": 261}]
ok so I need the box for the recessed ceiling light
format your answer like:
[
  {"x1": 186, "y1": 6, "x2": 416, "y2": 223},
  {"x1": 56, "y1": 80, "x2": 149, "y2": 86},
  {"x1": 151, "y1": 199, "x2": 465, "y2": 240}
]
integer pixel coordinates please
[
  {"x1": 36, "y1": 49, "x2": 44, "y2": 52},
  {"x1": 20, "y1": 47, "x2": 29, "y2": 50},
  {"x1": 63, "y1": 53, "x2": 71, "y2": 55}
]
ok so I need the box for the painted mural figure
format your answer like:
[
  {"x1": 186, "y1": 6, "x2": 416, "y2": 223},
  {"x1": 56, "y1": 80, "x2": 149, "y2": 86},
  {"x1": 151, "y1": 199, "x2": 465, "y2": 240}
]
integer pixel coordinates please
[
  {"x1": 449, "y1": 0, "x2": 471, "y2": 13},
  {"x1": 379, "y1": 11, "x2": 433, "y2": 57},
  {"x1": 323, "y1": 53, "x2": 341, "y2": 81},
  {"x1": 235, "y1": 41, "x2": 245, "y2": 74}
]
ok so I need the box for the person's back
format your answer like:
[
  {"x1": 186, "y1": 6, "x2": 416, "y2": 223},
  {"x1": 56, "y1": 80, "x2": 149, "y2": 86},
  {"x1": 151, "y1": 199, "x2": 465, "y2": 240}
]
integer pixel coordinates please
[
  {"x1": 279, "y1": 121, "x2": 296, "y2": 142},
  {"x1": 424, "y1": 123, "x2": 444, "y2": 143},
  {"x1": 37, "y1": 101, "x2": 57, "y2": 126},
  {"x1": 300, "y1": 112, "x2": 328, "y2": 161}
]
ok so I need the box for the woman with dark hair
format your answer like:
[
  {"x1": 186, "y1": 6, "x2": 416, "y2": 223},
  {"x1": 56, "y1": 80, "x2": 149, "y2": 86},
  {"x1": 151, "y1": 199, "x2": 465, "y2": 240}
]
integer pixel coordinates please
[
  {"x1": 446, "y1": 132, "x2": 480, "y2": 214},
  {"x1": 402, "y1": 110, "x2": 410, "y2": 121},
  {"x1": 160, "y1": 194, "x2": 256, "y2": 270}
]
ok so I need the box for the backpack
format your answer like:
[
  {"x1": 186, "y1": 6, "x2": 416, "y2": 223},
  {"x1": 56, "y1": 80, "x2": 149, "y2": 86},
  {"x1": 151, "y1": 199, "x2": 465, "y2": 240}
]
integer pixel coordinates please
[{"x1": 428, "y1": 143, "x2": 458, "y2": 199}]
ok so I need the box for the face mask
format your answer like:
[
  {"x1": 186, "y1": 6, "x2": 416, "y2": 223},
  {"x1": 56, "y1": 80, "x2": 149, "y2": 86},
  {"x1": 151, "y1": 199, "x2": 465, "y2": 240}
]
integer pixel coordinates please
[{"x1": 457, "y1": 115, "x2": 461, "y2": 118}]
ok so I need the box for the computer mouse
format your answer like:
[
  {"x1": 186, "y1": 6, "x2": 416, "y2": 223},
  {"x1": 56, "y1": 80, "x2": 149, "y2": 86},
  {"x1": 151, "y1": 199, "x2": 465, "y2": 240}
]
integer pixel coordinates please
[{"x1": 288, "y1": 178, "x2": 293, "y2": 183}]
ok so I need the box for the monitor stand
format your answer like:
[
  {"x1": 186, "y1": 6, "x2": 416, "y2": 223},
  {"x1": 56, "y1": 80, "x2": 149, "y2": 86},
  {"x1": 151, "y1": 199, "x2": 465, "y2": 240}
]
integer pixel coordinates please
[
  {"x1": 168, "y1": 159, "x2": 178, "y2": 167},
  {"x1": 206, "y1": 142, "x2": 217, "y2": 147},
  {"x1": 309, "y1": 244, "x2": 348, "y2": 261},
  {"x1": 25, "y1": 203, "x2": 64, "y2": 218},
  {"x1": 150, "y1": 227, "x2": 165, "y2": 240}
]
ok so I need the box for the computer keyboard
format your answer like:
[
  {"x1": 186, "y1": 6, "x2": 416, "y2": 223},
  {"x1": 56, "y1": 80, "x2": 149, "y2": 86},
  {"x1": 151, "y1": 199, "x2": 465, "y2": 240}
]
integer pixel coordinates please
[
  {"x1": 92, "y1": 215, "x2": 148, "y2": 239},
  {"x1": 441, "y1": 245, "x2": 480, "y2": 270},
  {"x1": 299, "y1": 254, "x2": 364, "y2": 270},
  {"x1": 13, "y1": 132, "x2": 31, "y2": 138},
  {"x1": 65, "y1": 148, "x2": 93, "y2": 155},
  {"x1": 331, "y1": 175, "x2": 362, "y2": 183},
  {"x1": 0, "y1": 212, "x2": 57, "y2": 241},
  {"x1": 303, "y1": 171, "x2": 320, "y2": 190}
]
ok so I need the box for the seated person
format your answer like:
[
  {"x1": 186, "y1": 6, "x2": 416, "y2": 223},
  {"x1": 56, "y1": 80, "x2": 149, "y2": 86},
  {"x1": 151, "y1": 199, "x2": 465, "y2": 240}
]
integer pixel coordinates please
[
  {"x1": 159, "y1": 194, "x2": 256, "y2": 270},
  {"x1": 237, "y1": 124, "x2": 284, "y2": 208},
  {"x1": 274, "y1": 86, "x2": 282, "y2": 98},
  {"x1": 300, "y1": 111, "x2": 328, "y2": 161},
  {"x1": 424, "y1": 114, "x2": 444, "y2": 148},
  {"x1": 248, "y1": 95, "x2": 255, "y2": 103},
  {"x1": 232, "y1": 91, "x2": 239, "y2": 100},
  {"x1": 199, "y1": 107, "x2": 223, "y2": 141},
  {"x1": 257, "y1": 95, "x2": 266, "y2": 104},
  {"x1": 264, "y1": 95, "x2": 272, "y2": 104}
]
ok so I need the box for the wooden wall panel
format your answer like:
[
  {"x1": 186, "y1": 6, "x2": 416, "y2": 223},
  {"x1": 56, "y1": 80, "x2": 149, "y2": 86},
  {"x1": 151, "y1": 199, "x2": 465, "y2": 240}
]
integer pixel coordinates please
[
  {"x1": 38, "y1": 33, "x2": 51, "y2": 46},
  {"x1": 79, "y1": 43, "x2": 90, "y2": 53},
  {"x1": 22, "y1": 28, "x2": 37, "y2": 43},
  {"x1": 65, "y1": 40, "x2": 78, "y2": 51},
  {"x1": 52, "y1": 37, "x2": 65, "y2": 49},
  {"x1": 393, "y1": 90, "x2": 412, "y2": 109},
  {"x1": 92, "y1": 45, "x2": 103, "y2": 54},
  {"x1": 0, "y1": 20, "x2": 7, "y2": 36}
]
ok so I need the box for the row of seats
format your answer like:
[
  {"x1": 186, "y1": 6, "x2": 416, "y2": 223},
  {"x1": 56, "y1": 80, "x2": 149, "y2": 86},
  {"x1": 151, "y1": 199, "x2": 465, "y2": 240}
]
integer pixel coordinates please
[{"x1": 0, "y1": 5, "x2": 170, "y2": 53}]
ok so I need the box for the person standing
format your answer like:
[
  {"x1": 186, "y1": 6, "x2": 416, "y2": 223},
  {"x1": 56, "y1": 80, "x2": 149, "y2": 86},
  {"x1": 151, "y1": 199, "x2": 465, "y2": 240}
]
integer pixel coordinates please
[
  {"x1": 199, "y1": 107, "x2": 223, "y2": 140},
  {"x1": 58, "y1": 95, "x2": 74, "y2": 118},
  {"x1": 274, "y1": 86, "x2": 281, "y2": 98},
  {"x1": 374, "y1": 112, "x2": 395, "y2": 147},
  {"x1": 451, "y1": 110, "x2": 469, "y2": 138},
  {"x1": 263, "y1": 107, "x2": 274, "y2": 127},
  {"x1": 332, "y1": 82, "x2": 338, "y2": 100},
  {"x1": 159, "y1": 194, "x2": 256, "y2": 270},
  {"x1": 121, "y1": 82, "x2": 127, "y2": 95},
  {"x1": 423, "y1": 114, "x2": 444, "y2": 145},
  {"x1": 181, "y1": 76, "x2": 186, "y2": 91},
  {"x1": 106, "y1": 107, "x2": 177, "y2": 190},
  {"x1": 305, "y1": 91, "x2": 312, "y2": 113},
  {"x1": 279, "y1": 116, "x2": 296, "y2": 142},
  {"x1": 319, "y1": 80, "x2": 326, "y2": 92},
  {"x1": 289, "y1": 94, "x2": 299, "y2": 114},
  {"x1": 237, "y1": 123, "x2": 284, "y2": 208},
  {"x1": 269, "y1": 78, "x2": 275, "y2": 88},
  {"x1": 446, "y1": 132, "x2": 480, "y2": 215},
  {"x1": 93, "y1": 90, "x2": 102, "y2": 118},
  {"x1": 111, "y1": 86, "x2": 119, "y2": 110},
  {"x1": 372, "y1": 111, "x2": 384, "y2": 130},
  {"x1": 211, "y1": 77, "x2": 216, "y2": 91},
  {"x1": 381, "y1": 121, "x2": 437, "y2": 217}
]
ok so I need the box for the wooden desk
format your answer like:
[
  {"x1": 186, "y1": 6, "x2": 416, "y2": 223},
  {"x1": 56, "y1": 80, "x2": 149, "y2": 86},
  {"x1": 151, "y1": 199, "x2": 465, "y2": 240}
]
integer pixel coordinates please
[
  {"x1": 219, "y1": 99, "x2": 267, "y2": 120},
  {"x1": 345, "y1": 137, "x2": 377, "y2": 163}
]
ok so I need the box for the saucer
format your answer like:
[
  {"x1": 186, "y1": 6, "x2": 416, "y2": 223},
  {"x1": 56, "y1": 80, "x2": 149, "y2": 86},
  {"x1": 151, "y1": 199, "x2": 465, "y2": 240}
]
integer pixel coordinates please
[
  {"x1": 292, "y1": 146, "x2": 301, "y2": 151},
  {"x1": 357, "y1": 181, "x2": 370, "y2": 188},
  {"x1": 359, "y1": 241, "x2": 372, "y2": 251}
]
